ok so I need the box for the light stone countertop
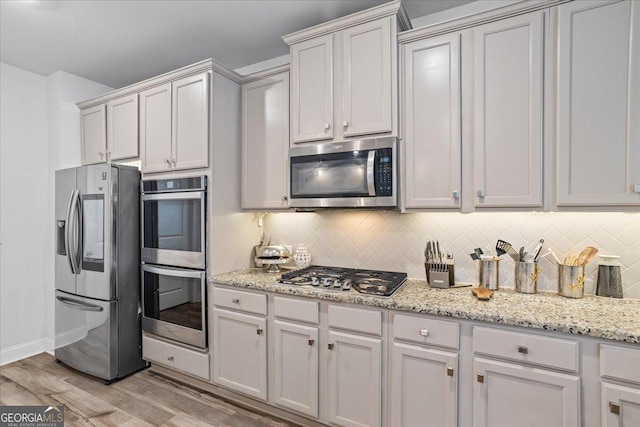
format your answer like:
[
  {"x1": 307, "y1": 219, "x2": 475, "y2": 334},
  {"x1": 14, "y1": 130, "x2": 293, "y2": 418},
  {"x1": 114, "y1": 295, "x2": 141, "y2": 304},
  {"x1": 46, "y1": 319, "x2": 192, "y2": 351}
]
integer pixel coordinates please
[{"x1": 210, "y1": 268, "x2": 640, "y2": 344}]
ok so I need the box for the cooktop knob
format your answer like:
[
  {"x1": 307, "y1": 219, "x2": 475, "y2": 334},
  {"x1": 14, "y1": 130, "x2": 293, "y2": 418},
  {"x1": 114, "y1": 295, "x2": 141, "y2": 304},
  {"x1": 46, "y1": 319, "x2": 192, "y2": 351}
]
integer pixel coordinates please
[
  {"x1": 342, "y1": 280, "x2": 351, "y2": 291},
  {"x1": 333, "y1": 279, "x2": 341, "y2": 288},
  {"x1": 311, "y1": 277, "x2": 319, "y2": 287},
  {"x1": 322, "y1": 278, "x2": 331, "y2": 287}
]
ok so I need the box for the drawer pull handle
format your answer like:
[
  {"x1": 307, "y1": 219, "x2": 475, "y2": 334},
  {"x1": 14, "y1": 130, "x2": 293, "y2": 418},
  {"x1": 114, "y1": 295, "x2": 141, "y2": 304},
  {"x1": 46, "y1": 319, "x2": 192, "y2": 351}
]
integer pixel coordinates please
[
  {"x1": 477, "y1": 374, "x2": 484, "y2": 383},
  {"x1": 447, "y1": 367, "x2": 454, "y2": 377},
  {"x1": 419, "y1": 329, "x2": 429, "y2": 337},
  {"x1": 343, "y1": 121, "x2": 349, "y2": 127},
  {"x1": 517, "y1": 345, "x2": 529, "y2": 355},
  {"x1": 308, "y1": 339, "x2": 314, "y2": 346},
  {"x1": 256, "y1": 328, "x2": 263, "y2": 335},
  {"x1": 609, "y1": 402, "x2": 620, "y2": 415},
  {"x1": 232, "y1": 298, "x2": 240, "y2": 303},
  {"x1": 324, "y1": 123, "x2": 331, "y2": 130},
  {"x1": 328, "y1": 343, "x2": 334, "y2": 350},
  {"x1": 167, "y1": 356, "x2": 174, "y2": 362}
]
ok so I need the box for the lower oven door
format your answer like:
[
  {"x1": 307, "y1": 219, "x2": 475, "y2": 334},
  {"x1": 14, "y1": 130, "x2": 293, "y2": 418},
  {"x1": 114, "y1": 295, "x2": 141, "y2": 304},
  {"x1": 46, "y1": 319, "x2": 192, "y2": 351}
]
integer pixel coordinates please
[{"x1": 142, "y1": 264, "x2": 207, "y2": 349}]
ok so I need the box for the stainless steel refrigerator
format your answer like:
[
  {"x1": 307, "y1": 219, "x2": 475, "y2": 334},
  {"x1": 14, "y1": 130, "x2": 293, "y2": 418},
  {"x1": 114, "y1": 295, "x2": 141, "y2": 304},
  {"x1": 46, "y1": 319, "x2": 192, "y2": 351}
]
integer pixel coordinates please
[{"x1": 55, "y1": 164, "x2": 146, "y2": 381}]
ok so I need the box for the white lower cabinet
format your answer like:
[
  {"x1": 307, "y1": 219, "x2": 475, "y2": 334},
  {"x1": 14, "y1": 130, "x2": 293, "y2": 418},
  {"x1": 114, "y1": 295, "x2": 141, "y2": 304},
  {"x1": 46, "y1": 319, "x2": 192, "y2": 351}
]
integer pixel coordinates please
[
  {"x1": 473, "y1": 357, "x2": 580, "y2": 427},
  {"x1": 212, "y1": 308, "x2": 267, "y2": 401},
  {"x1": 273, "y1": 319, "x2": 319, "y2": 418},
  {"x1": 602, "y1": 383, "x2": 640, "y2": 427},
  {"x1": 327, "y1": 330, "x2": 382, "y2": 427},
  {"x1": 390, "y1": 343, "x2": 457, "y2": 427}
]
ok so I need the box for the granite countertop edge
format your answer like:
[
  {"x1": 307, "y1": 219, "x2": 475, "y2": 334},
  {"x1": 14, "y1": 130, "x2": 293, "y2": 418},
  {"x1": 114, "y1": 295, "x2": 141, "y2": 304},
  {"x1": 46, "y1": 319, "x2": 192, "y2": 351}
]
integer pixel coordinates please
[{"x1": 209, "y1": 269, "x2": 640, "y2": 344}]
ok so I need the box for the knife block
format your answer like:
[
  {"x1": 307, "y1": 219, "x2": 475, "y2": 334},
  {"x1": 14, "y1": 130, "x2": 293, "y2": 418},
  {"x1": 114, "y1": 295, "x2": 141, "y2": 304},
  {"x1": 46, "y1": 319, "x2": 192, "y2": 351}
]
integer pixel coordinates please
[{"x1": 425, "y1": 262, "x2": 455, "y2": 288}]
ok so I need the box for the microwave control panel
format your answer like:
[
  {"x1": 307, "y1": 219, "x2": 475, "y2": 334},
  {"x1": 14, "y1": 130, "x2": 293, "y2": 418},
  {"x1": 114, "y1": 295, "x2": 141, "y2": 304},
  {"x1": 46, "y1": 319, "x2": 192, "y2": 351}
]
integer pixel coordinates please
[{"x1": 375, "y1": 149, "x2": 393, "y2": 196}]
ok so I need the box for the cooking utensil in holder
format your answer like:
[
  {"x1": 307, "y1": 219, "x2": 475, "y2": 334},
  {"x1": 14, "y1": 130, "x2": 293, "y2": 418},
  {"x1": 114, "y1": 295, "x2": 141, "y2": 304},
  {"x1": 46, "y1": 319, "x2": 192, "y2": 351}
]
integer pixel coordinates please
[
  {"x1": 479, "y1": 258, "x2": 500, "y2": 290},
  {"x1": 515, "y1": 261, "x2": 540, "y2": 294},
  {"x1": 425, "y1": 261, "x2": 455, "y2": 288},
  {"x1": 558, "y1": 264, "x2": 585, "y2": 298}
]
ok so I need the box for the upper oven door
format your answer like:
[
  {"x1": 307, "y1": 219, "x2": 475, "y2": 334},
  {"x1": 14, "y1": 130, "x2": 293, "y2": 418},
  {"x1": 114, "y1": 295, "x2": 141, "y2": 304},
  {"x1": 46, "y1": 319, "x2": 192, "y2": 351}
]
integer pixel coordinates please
[
  {"x1": 289, "y1": 137, "x2": 397, "y2": 208},
  {"x1": 141, "y1": 191, "x2": 205, "y2": 269}
]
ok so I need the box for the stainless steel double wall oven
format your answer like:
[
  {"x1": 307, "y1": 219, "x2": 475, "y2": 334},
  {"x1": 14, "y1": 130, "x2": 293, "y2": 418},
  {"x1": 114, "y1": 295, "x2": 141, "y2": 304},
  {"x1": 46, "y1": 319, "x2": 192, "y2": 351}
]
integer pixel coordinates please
[{"x1": 141, "y1": 176, "x2": 208, "y2": 349}]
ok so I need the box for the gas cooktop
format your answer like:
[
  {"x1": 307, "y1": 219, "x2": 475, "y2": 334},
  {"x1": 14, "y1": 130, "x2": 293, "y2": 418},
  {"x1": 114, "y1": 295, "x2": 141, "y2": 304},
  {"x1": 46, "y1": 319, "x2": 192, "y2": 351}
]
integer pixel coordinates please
[{"x1": 277, "y1": 265, "x2": 407, "y2": 297}]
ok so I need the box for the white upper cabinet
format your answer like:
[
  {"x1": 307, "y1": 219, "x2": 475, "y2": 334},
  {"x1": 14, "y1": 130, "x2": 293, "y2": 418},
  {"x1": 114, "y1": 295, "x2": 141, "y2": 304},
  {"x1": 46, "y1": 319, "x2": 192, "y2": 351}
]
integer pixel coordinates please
[
  {"x1": 291, "y1": 35, "x2": 333, "y2": 143},
  {"x1": 242, "y1": 72, "x2": 290, "y2": 209},
  {"x1": 80, "y1": 104, "x2": 107, "y2": 165},
  {"x1": 342, "y1": 18, "x2": 392, "y2": 138},
  {"x1": 140, "y1": 83, "x2": 172, "y2": 173},
  {"x1": 106, "y1": 93, "x2": 138, "y2": 161},
  {"x1": 402, "y1": 33, "x2": 461, "y2": 208},
  {"x1": 140, "y1": 72, "x2": 209, "y2": 173},
  {"x1": 171, "y1": 73, "x2": 209, "y2": 171},
  {"x1": 556, "y1": 0, "x2": 640, "y2": 206},
  {"x1": 473, "y1": 11, "x2": 544, "y2": 208}
]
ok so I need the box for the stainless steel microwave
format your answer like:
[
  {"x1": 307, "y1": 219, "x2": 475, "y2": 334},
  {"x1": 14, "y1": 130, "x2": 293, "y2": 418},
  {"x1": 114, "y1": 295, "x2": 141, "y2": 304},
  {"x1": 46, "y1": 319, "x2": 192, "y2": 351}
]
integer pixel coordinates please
[{"x1": 289, "y1": 137, "x2": 397, "y2": 208}]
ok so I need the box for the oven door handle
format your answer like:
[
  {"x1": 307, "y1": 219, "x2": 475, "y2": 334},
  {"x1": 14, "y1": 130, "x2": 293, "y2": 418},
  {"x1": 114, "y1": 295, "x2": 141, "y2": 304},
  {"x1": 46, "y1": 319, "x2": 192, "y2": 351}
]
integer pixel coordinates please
[
  {"x1": 366, "y1": 150, "x2": 376, "y2": 196},
  {"x1": 142, "y1": 264, "x2": 205, "y2": 279},
  {"x1": 141, "y1": 192, "x2": 203, "y2": 201}
]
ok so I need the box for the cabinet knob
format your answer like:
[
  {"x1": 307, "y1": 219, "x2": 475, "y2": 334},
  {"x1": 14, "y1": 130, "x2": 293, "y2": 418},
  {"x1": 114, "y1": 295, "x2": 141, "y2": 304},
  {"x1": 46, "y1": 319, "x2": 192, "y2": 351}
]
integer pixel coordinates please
[
  {"x1": 328, "y1": 343, "x2": 334, "y2": 350},
  {"x1": 171, "y1": 159, "x2": 176, "y2": 167},
  {"x1": 419, "y1": 329, "x2": 429, "y2": 337},
  {"x1": 477, "y1": 374, "x2": 484, "y2": 383},
  {"x1": 452, "y1": 191, "x2": 459, "y2": 199},
  {"x1": 106, "y1": 150, "x2": 111, "y2": 158},
  {"x1": 164, "y1": 158, "x2": 171, "y2": 166},
  {"x1": 447, "y1": 367, "x2": 454, "y2": 377},
  {"x1": 342, "y1": 121, "x2": 349, "y2": 127},
  {"x1": 167, "y1": 355, "x2": 174, "y2": 362},
  {"x1": 634, "y1": 184, "x2": 640, "y2": 193},
  {"x1": 282, "y1": 195, "x2": 288, "y2": 202},
  {"x1": 609, "y1": 402, "x2": 620, "y2": 415},
  {"x1": 99, "y1": 152, "x2": 104, "y2": 159},
  {"x1": 308, "y1": 338, "x2": 315, "y2": 346},
  {"x1": 324, "y1": 123, "x2": 331, "y2": 130},
  {"x1": 517, "y1": 345, "x2": 529, "y2": 355},
  {"x1": 477, "y1": 190, "x2": 485, "y2": 198},
  {"x1": 256, "y1": 328, "x2": 263, "y2": 335},
  {"x1": 232, "y1": 298, "x2": 240, "y2": 304}
]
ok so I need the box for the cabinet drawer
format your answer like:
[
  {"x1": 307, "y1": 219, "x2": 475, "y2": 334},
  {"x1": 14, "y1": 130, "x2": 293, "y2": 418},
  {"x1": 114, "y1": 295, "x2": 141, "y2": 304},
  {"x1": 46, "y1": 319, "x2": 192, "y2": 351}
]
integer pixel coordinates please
[
  {"x1": 393, "y1": 313, "x2": 459, "y2": 350},
  {"x1": 274, "y1": 296, "x2": 319, "y2": 324},
  {"x1": 601, "y1": 344, "x2": 640, "y2": 385},
  {"x1": 473, "y1": 326, "x2": 579, "y2": 373},
  {"x1": 143, "y1": 334, "x2": 209, "y2": 380},
  {"x1": 213, "y1": 287, "x2": 267, "y2": 315},
  {"x1": 328, "y1": 304, "x2": 381, "y2": 336}
]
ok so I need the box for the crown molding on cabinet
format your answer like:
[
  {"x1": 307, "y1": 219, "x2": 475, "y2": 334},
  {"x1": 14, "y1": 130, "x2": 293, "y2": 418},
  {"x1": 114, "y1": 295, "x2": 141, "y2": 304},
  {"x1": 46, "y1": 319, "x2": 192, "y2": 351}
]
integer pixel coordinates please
[
  {"x1": 398, "y1": 0, "x2": 570, "y2": 43},
  {"x1": 77, "y1": 58, "x2": 242, "y2": 109},
  {"x1": 282, "y1": 0, "x2": 411, "y2": 46},
  {"x1": 240, "y1": 64, "x2": 290, "y2": 85}
]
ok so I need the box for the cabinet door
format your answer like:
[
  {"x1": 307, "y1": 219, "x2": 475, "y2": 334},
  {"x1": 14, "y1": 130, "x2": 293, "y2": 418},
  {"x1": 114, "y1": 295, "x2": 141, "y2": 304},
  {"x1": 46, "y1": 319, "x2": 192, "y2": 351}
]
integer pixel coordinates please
[
  {"x1": 140, "y1": 83, "x2": 172, "y2": 173},
  {"x1": 290, "y1": 34, "x2": 333, "y2": 143},
  {"x1": 473, "y1": 11, "x2": 544, "y2": 207},
  {"x1": 80, "y1": 104, "x2": 107, "y2": 165},
  {"x1": 172, "y1": 72, "x2": 209, "y2": 171},
  {"x1": 402, "y1": 33, "x2": 461, "y2": 208},
  {"x1": 556, "y1": 0, "x2": 640, "y2": 206},
  {"x1": 602, "y1": 382, "x2": 640, "y2": 427},
  {"x1": 273, "y1": 320, "x2": 319, "y2": 418},
  {"x1": 473, "y1": 357, "x2": 580, "y2": 427},
  {"x1": 390, "y1": 343, "x2": 457, "y2": 427},
  {"x1": 107, "y1": 93, "x2": 138, "y2": 161},
  {"x1": 342, "y1": 17, "x2": 392, "y2": 138},
  {"x1": 328, "y1": 330, "x2": 382, "y2": 427},
  {"x1": 212, "y1": 308, "x2": 267, "y2": 401},
  {"x1": 242, "y1": 73, "x2": 289, "y2": 209}
]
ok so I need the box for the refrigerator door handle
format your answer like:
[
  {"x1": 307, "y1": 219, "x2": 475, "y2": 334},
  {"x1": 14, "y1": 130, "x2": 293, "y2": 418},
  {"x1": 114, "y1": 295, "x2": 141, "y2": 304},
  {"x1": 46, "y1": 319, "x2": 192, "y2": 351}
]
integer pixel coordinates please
[
  {"x1": 65, "y1": 190, "x2": 78, "y2": 274},
  {"x1": 66, "y1": 189, "x2": 82, "y2": 275},
  {"x1": 56, "y1": 295, "x2": 104, "y2": 312}
]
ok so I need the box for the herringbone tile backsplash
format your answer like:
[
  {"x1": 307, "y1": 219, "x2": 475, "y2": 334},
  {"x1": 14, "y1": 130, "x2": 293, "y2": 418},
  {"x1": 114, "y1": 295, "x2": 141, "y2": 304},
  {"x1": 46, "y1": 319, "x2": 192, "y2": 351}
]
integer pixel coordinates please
[{"x1": 264, "y1": 211, "x2": 640, "y2": 299}]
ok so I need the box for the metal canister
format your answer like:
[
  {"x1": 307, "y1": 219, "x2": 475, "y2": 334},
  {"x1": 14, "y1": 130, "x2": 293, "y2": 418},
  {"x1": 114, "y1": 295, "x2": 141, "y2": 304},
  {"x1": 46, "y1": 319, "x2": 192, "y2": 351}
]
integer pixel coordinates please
[
  {"x1": 479, "y1": 259, "x2": 500, "y2": 290},
  {"x1": 516, "y1": 261, "x2": 540, "y2": 294},
  {"x1": 558, "y1": 265, "x2": 585, "y2": 298}
]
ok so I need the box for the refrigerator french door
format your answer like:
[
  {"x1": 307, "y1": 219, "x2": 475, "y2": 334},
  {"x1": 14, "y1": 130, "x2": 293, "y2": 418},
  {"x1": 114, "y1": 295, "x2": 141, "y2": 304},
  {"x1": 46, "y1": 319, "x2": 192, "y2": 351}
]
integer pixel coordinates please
[{"x1": 54, "y1": 164, "x2": 145, "y2": 381}]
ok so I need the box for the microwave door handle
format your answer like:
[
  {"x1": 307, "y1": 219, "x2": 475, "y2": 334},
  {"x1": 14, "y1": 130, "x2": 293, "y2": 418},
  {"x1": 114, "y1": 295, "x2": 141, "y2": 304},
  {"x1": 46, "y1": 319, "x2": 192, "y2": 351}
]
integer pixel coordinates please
[{"x1": 367, "y1": 150, "x2": 376, "y2": 196}]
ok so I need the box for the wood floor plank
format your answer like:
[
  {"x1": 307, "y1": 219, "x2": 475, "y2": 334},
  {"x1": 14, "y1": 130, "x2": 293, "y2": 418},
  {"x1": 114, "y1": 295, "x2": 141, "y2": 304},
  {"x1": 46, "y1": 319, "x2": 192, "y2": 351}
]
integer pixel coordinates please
[{"x1": 2, "y1": 353, "x2": 296, "y2": 427}]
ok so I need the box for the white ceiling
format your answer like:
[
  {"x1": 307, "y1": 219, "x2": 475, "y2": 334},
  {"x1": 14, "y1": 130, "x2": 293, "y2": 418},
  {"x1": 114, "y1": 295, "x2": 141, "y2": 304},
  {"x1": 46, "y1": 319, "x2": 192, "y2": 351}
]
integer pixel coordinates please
[{"x1": 0, "y1": 0, "x2": 473, "y2": 89}]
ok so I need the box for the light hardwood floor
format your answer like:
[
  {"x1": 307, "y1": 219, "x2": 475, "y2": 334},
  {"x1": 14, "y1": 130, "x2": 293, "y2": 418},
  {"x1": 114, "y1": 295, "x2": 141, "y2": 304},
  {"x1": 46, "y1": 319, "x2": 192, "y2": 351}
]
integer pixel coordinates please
[{"x1": 0, "y1": 353, "x2": 295, "y2": 427}]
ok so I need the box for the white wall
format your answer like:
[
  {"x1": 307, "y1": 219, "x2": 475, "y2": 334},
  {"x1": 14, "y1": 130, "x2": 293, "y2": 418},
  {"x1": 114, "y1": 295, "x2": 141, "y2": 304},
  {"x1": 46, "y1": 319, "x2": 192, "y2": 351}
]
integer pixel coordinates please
[{"x1": 0, "y1": 63, "x2": 112, "y2": 365}]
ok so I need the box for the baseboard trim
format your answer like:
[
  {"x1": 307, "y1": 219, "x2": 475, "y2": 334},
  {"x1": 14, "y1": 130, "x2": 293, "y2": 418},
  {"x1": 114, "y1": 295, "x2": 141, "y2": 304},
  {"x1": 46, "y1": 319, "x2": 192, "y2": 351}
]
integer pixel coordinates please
[{"x1": 0, "y1": 338, "x2": 54, "y2": 366}]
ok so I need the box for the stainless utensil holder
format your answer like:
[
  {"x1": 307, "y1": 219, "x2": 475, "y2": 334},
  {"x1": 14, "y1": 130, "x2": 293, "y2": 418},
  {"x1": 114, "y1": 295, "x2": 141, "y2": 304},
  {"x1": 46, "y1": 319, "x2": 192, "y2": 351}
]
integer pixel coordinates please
[
  {"x1": 558, "y1": 265, "x2": 585, "y2": 299},
  {"x1": 479, "y1": 259, "x2": 500, "y2": 290},
  {"x1": 515, "y1": 261, "x2": 540, "y2": 294},
  {"x1": 425, "y1": 263, "x2": 454, "y2": 288}
]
